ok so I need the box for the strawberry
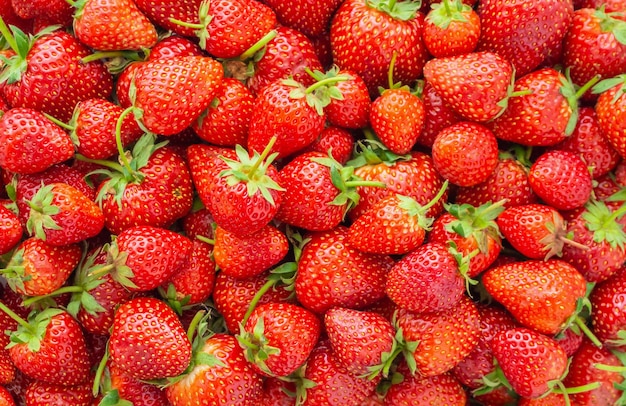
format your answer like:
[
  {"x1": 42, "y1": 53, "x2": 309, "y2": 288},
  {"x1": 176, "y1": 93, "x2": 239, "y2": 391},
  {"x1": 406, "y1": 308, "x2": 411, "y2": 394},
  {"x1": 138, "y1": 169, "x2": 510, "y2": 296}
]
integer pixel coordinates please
[
  {"x1": 593, "y1": 75, "x2": 626, "y2": 159},
  {"x1": 295, "y1": 226, "x2": 394, "y2": 314},
  {"x1": 0, "y1": 0, "x2": 32, "y2": 33},
  {"x1": 431, "y1": 121, "x2": 499, "y2": 187},
  {"x1": 0, "y1": 310, "x2": 17, "y2": 385},
  {"x1": 347, "y1": 183, "x2": 448, "y2": 255},
  {"x1": 191, "y1": 77, "x2": 255, "y2": 147},
  {"x1": 163, "y1": 238, "x2": 216, "y2": 305},
  {"x1": 497, "y1": 204, "x2": 584, "y2": 260},
  {"x1": 330, "y1": 0, "x2": 428, "y2": 95},
  {"x1": 0, "y1": 108, "x2": 74, "y2": 175},
  {"x1": 384, "y1": 369, "x2": 467, "y2": 405},
  {"x1": 11, "y1": 0, "x2": 73, "y2": 26},
  {"x1": 97, "y1": 362, "x2": 169, "y2": 406},
  {"x1": 108, "y1": 296, "x2": 192, "y2": 380},
  {"x1": 213, "y1": 224, "x2": 288, "y2": 279},
  {"x1": 589, "y1": 266, "x2": 626, "y2": 348},
  {"x1": 71, "y1": 0, "x2": 158, "y2": 51},
  {"x1": 262, "y1": 0, "x2": 343, "y2": 37},
  {"x1": 238, "y1": 301, "x2": 321, "y2": 377},
  {"x1": 148, "y1": 34, "x2": 204, "y2": 60},
  {"x1": 24, "y1": 379, "x2": 93, "y2": 406},
  {"x1": 489, "y1": 327, "x2": 568, "y2": 399},
  {"x1": 0, "y1": 386, "x2": 15, "y2": 406},
  {"x1": 0, "y1": 204, "x2": 21, "y2": 256},
  {"x1": 563, "y1": 8, "x2": 626, "y2": 99},
  {"x1": 395, "y1": 295, "x2": 481, "y2": 377},
  {"x1": 324, "y1": 68, "x2": 371, "y2": 130},
  {"x1": 482, "y1": 259, "x2": 587, "y2": 335},
  {"x1": 165, "y1": 333, "x2": 263, "y2": 405},
  {"x1": 24, "y1": 182, "x2": 104, "y2": 246},
  {"x1": 304, "y1": 126, "x2": 355, "y2": 165},
  {"x1": 423, "y1": 0, "x2": 481, "y2": 57},
  {"x1": 324, "y1": 307, "x2": 395, "y2": 377},
  {"x1": 476, "y1": 0, "x2": 573, "y2": 76},
  {"x1": 0, "y1": 25, "x2": 113, "y2": 123},
  {"x1": 1, "y1": 238, "x2": 81, "y2": 297},
  {"x1": 422, "y1": 51, "x2": 514, "y2": 122},
  {"x1": 528, "y1": 149, "x2": 593, "y2": 211},
  {"x1": 370, "y1": 87, "x2": 425, "y2": 155},
  {"x1": 576, "y1": 0, "x2": 626, "y2": 11},
  {"x1": 416, "y1": 81, "x2": 462, "y2": 149},
  {"x1": 69, "y1": 98, "x2": 144, "y2": 160},
  {"x1": 110, "y1": 225, "x2": 192, "y2": 292},
  {"x1": 2, "y1": 308, "x2": 91, "y2": 386}
]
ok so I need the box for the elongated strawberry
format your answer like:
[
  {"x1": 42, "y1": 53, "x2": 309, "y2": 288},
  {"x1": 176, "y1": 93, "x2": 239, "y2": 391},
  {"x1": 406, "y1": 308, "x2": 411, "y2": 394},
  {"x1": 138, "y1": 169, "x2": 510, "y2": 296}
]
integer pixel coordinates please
[
  {"x1": 108, "y1": 296, "x2": 191, "y2": 380},
  {"x1": 0, "y1": 108, "x2": 74, "y2": 175}
]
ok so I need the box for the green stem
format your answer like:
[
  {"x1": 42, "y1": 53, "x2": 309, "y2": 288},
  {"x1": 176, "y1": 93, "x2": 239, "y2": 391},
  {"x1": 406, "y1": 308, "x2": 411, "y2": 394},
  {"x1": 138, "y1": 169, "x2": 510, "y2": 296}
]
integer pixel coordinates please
[
  {"x1": 115, "y1": 106, "x2": 136, "y2": 173},
  {"x1": 22, "y1": 285, "x2": 84, "y2": 307},
  {"x1": 74, "y1": 154, "x2": 125, "y2": 173},
  {"x1": 0, "y1": 300, "x2": 31, "y2": 331},
  {"x1": 87, "y1": 263, "x2": 116, "y2": 280},
  {"x1": 0, "y1": 17, "x2": 19, "y2": 54},
  {"x1": 81, "y1": 51, "x2": 131, "y2": 64},
  {"x1": 186, "y1": 310, "x2": 206, "y2": 343},
  {"x1": 419, "y1": 180, "x2": 449, "y2": 213},
  {"x1": 304, "y1": 74, "x2": 351, "y2": 95},
  {"x1": 239, "y1": 30, "x2": 277, "y2": 61},
  {"x1": 575, "y1": 74, "x2": 602, "y2": 100},
  {"x1": 241, "y1": 278, "x2": 277, "y2": 328},
  {"x1": 92, "y1": 349, "x2": 109, "y2": 397},
  {"x1": 575, "y1": 316, "x2": 603, "y2": 348},
  {"x1": 247, "y1": 136, "x2": 277, "y2": 176},
  {"x1": 43, "y1": 112, "x2": 73, "y2": 131},
  {"x1": 343, "y1": 180, "x2": 387, "y2": 189},
  {"x1": 387, "y1": 51, "x2": 398, "y2": 90},
  {"x1": 196, "y1": 235, "x2": 215, "y2": 245},
  {"x1": 594, "y1": 363, "x2": 626, "y2": 373},
  {"x1": 169, "y1": 18, "x2": 204, "y2": 30}
]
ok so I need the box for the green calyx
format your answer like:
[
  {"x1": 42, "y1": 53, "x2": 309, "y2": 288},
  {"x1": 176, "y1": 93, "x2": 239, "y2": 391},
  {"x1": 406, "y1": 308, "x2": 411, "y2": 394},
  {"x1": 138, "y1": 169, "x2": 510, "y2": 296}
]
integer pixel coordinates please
[
  {"x1": 582, "y1": 199, "x2": 626, "y2": 250},
  {"x1": 559, "y1": 68, "x2": 601, "y2": 135},
  {"x1": 346, "y1": 138, "x2": 413, "y2": 168},
  {"x1": 443, "y1": 199, "x2": 507, "y2": 254},
  {"x1": 4, "y1": 307, "x2": 64, "y2": 352},
  {"x1": 25, "y1": 183, "x2": 62, "y2": 241},
  {"x1": 427, "y1": 0, "x2": 471, "y2": 29},
  {"x1": 592, "y1": 73, "x2": 626, "y2": 102},
  {"x1": 168, "y1": 0, "x2": 213, "y2": 50},
  {"x1": 285, "y1": 67, "x2": 352, "y2": 116},
  {"x1": 1, "y1": 248, "x2": 28, "y2": 295},
  {"x1": 363, "y1": 325, "x2": 418, "y2": 380},
  {"x1": 218, "y1": 137, "x2": 285, "y2": 206},
  {"x1": 102, "y1": 240, "x2": 138, "y2": 290},
  {"x1": 365, "y1": 0, "x2": 421, "y2": 21},
  {"x1": 236, "y1": 316, "x2": 280, "y2": 377},
  {"x1": 596, "y1": 6, "x2": 626, "y2": 45},
  {"x1": 397, "y1": 180, "x2": 449, "y2": 230}
]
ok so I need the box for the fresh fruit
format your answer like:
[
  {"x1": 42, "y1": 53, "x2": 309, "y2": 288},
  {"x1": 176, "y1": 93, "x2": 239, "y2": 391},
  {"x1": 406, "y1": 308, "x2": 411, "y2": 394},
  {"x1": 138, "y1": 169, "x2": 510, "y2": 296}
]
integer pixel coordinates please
[{"x1": 423, "y1": 0, "x2": 481, "y2": 58}]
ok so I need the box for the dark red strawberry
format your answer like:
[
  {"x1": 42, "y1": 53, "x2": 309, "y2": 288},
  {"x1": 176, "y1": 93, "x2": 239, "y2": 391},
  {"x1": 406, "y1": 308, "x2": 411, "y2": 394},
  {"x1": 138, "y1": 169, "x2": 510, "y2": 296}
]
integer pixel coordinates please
[
  {"x1": 24, "y1": 379, "x2": 93, "y2": 406},
  {"x1": 589, "y1": 266, "x2": 626, "y2": 348},
  {"x1": 163, "y1": 238, "x2": 216, "y2": 305},
  {"x1": 416, "y1": 81, "x2": 462, "y2": 149},
  {"x1": 262, "y1": 0, "x2": 343, "y2": 37}
]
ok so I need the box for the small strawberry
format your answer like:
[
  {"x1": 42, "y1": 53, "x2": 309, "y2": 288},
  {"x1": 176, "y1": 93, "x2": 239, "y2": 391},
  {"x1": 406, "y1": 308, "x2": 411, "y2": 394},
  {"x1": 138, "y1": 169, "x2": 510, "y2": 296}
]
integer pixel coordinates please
[
  {"x1": 108, "y1": 296, "x2": 192, "y2": 380},
  {"x1": 423, "y1": 0, "x2": 481, "y2": 57},
  {"x1": 324, "y1": 68, "x2": 371, "y2": 130},
  {"x1": 97, "y1": 362, "x2": 169, "y2": 406},
  {"x1": 0, "y1": 386, "x2": 15, "y2": 406},
  {"x1": 593, "y1": 74, "x2": 626, "y2": 159},
  {"x1": 10, "y1": 0, "x2": 73, "y2": 26}
]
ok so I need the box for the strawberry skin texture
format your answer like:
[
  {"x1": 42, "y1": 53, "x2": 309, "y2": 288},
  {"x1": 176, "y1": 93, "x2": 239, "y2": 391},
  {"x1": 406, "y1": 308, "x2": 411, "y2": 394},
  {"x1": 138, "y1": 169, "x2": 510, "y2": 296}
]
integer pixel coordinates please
[
  {"x1": 263, "y1": 0, "x2": 343, "y2": 37},
  {"x1": 132, "y1": 56, "x2": 224, "y2": 136},
  {"x1": 166, "y1": 333, "x2": 263, "y2": 406},
  {"x1": 165, "y1": 239, "x2": 216, "y2": 305},
  {"x1": 24, "y1": 380, "x2": 93, "y2": 406},
  {"x1": 384, "y1": 370, "x2": 467, "y2": 405},
  {"x1": 107, "y1": 362, "x2": 169, "y2": 406},
  {"x1": 482, "y1": 259, "x2": 587, "y2": 335},
  {"x1": 109, "y1": 297, "x2": 192, "y2": 381},
  {"x1": 2, "y1": 31, "x2": 113, "y2": 123},
  {"x1": 595, "y1": 81, "x2": 626, "y2": 159},
  {"x1": 0, "y1": 205, "x2": 21, "y2": 256},
  {"x1": 590, "y1": 266, "x2": 626, "y2": 348}
]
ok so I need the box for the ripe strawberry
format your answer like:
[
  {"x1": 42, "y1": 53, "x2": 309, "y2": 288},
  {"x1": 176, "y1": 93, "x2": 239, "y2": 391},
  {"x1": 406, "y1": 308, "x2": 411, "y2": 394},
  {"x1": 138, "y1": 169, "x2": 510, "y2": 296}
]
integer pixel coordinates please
[
  {"x1": 24, "y1": 379, "x2": 93, "y2": 406},
  {"x1": 370, "y1": 87, "x2": 425, "y2": 155},
  {"x1": 182, "y1": 207, "x2": 216, "y2": 242},
  {"x1": 590, "y1": 266, "x2": 626, "y2": 348},
  {"x1": 163, "y1": 238, "x2": 216, "y2": 305},
  {"x1": 0, "y1": 26, "x2": 113, "y2": 123},
  {"x1": 0, "y1": 310, "x2": 17, "y2": 385},
  {"x1": 238, "y1": 301, "x2": 321, "y2": 377},
  {"x1": 423, "y1": 0, "x2": 481, "y2": 57},
  {"x1": 0, "y1": 108, "x2": 74, "y2": 175},
  {"x1": 576, "y1": 0, "x2": 626, "y2": 11},
  {"x1": 213, "y1": 224, "x2": 288, "y2": 279},
  {"x1": 490, "y1": 327, "x2": 568, "y2": 399},
  {"x1": 553, "y1": 106, "x2": 620, "y2": 178},
  {"x1": 431, "y1": 121, "x2": 499, "y2": 187},
  {"x1": 295, "y1": 226, "x2": 394, "y2": 314},
  {"x1": 347, "y1": 183, "x2": 448, "y2": 255},
  {"x1": 324, "y1": 307, "x2": 395, "y2": 377},
  {"x1": 24, "y1": 182, "x2": 104, "y2": 246},
  {"x1": 98, "y1": 362, "x2": 169, "y2": 406},
  {"x1": 384, "y1": 369, "x2": 467, "y2": 405},
  {"x1": 110, "y1": 225, "x2": 192, "y2": 292},
  {"x1": 482, "y1": 259, "x2": 587, "y2": 335},
  {"x1": 72, "y1": 0, "x2": 158, "y2": 51},
  {"x1": 416, "y1": 81, "x2": 462, "y2": 149},
  {"x1": 191, "y1": 77, "x2": 255, "y2": 147},
  {"x1": 324, "y1": 69, "x2": 371, "y2": 130},
  {"x1": 422, "y1": 51, "x2": 513, "y2": 122},
  {"x1": 563, "y1": 8, "x2": 626, "y2": 99},
  {"x1": 262, "y1": 0, "x2": 343, "y2": 37},
  {"x1": 70, "y1": 98, "x2": 144, "y2": 160},
  {"x1": 0, "y1": 0, "x2": 32, "y2": 33},
  {"x1": 0, "y1": 386, "x2": 15, "y2": 406},
  {"x1": 528, "y1": 150, "x2": 593, "y2": 211},
  {"x1": 593, "y1": 74, "x2": 626, "y2": 159},
  {"x1": 165, "y1": 333, "x2": 263, "y2": 405},
  {"x1": 304, "y1": 126, "x2": 355, "y2": 165},
  {"x1": 108, "y1": 296, "x2": 192, "y2": 380},
  {"x1": 330, "y1": 0, "x2": 428, "y2": 95},
  {"x1": 386, "y1": 242, "x2": 465, "y2": 313},
  {"x1": 4, "y1": 309, "x2": 91, "y2": 386},
  {"x1": 476, "y1": 0, "x2": 573, "y2": 76},
  {"x1": 1, "y1": 238, "x2": 81, "y2": 297},
  {"x1": 11, "y1": 0, "x2": 73, "y2": 26},
  {"x1": 395, "y1": 295, "x2": 481, "y2": 377},
  {"x1": 0, "y1": 204, "x2": 21, "y2": 256}
]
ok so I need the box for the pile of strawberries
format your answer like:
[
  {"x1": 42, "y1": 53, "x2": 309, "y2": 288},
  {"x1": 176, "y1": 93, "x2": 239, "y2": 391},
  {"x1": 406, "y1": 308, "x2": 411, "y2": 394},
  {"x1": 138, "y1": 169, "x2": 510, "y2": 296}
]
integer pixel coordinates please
[{"x1": 0, "y1": 0, "x2": 626, "y2": 404}]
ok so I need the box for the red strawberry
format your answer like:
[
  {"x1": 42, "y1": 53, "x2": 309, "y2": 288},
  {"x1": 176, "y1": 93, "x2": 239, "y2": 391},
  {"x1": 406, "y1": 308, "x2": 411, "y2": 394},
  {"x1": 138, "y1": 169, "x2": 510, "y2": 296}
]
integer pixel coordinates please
[
  {"x1": 0, "y1": 386, "x2": 15, "y2": 406},
  {"x1": 304, "y1": 126, "x2": 355, "y2": 165},
  {"x1": 423, "y1": 51, "x2": 513, "y2": 122},
  {"x1": 593, "y1": 75, "x2": 626, "y2": 159},
  {"x1": 330, "y1": 0, "x2": 428, "y2": 95},
  {"x1": 589, "y1": 266, "x2": 626, "y2": 348},
  {"x1": 0, "y1": 204, "x2": 21, "y2": 256},
  {"x1": 262, "y1": 0, "x2": 343, "y2": 37},
  {"x1": 11, "y1": 0, "x2": 73, "y2": 26},
  {"x1": 4, "y1": 309, "x2": 91, "y2": 386},
  {"x1": 1, "y1": 238, "x2": 81, "y2": 297},
  {"x1": 24, "y1": 379, "x2": 93, "y2": 406},
  {"x1": 238, "y1": 301, "x2": 321, "y2": 377},
  {"x1": 295, "y1": 226, "x2": 394, "y2": 314},
  {"x1": 476, "y1": 0, "x2": 573, "y2": 76},
  {"x1": 98, "y1": 362, "x2": 169, "y2": 406},
  {"x1": 0, "y1": 26, "x2": 113, "y2": 123},
  {"x1": 163, "y1": 238, "x2": 216, "y2": 305},
  {"x1": 385, "y1": 370, "x2": 467, "y2": 405},
  {"x1": 490, "y1": 327, "x2": 568, "y2": 399},
  {"x1": 0, "y1": 0, "x2": 32, "y2": 33},
  {"x1": 395, "y1": 295, "x2": 481, "y2": 377},
  {"x1": 165, "y1": 333, "x2": 263, "y2": 405},
  {"x1": 24, "y1": 182, "x2": 104, "y2": 246},
  {"x1": 324, "y1": 69, "x2": 371, "y2": 130},
  {"x1": 148, "y1": 34, "x2": 204, "y2": 60},
  {"x1": 482, "y1": 259, "x2": 587, "y2": 335},
  {"x1": 108, "y1": 297, "x2": 192, "y2": 380},
  {"x1": 0, "y1": 310, "x2": 17, "y2": 385},
  {"x1": 370, "y1": 87, "x2": 425, "y2": 155},
  {"x1": 213, "y1": 224, "x2": 288, "y2": 279},
  {"x1": 423, "y1": 0, "x2": 481, "y2": 57},
  {"x1": 416, "y1": 81, "x2": 462, "y2": 149},
  {"x1": 181, "y1": 207, "x2": 216, "y2": 242},
  {"x1": 72, "y1": 0, "x2": 158, "y2": 51},
  {"x1": 576, "y1": 0, "x2": 626, "y2": 11},
  {"x1": 0, "y1": 108, "x2": 74, "y2": 175},
  {"x1": 528, "y1": 149, "x2": 593, "y2": 211},
  {"x1": 431, "y1": 121, "x2": 499, "y2": 187}
]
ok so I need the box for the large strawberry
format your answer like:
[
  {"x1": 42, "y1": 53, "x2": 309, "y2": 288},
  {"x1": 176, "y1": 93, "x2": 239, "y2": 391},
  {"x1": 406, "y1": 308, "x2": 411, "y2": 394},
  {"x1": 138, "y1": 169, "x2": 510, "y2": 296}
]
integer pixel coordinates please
[
  {"x1": 330, "y1": 0, "x2": 428, "y2": 95},
  {"x1": 593, "y1": 74, "x2": 626, "y2": 159},
  {"x1": 108, "y1": 296, "x2": 192, "y2": 381},
  {"x1": 0, "y1": 24, "x2": 113, "y2": 123},
  {"x1": 476, "y1": 0, "x2": 573, "y2": 76}
]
